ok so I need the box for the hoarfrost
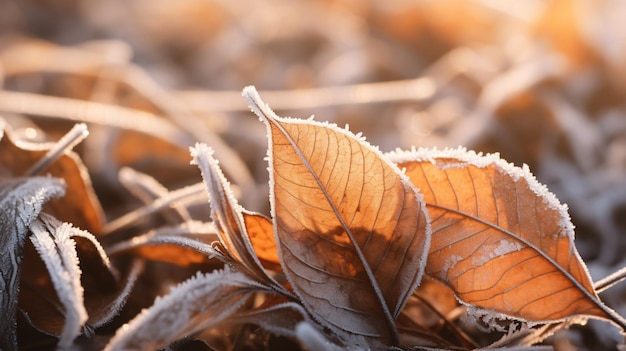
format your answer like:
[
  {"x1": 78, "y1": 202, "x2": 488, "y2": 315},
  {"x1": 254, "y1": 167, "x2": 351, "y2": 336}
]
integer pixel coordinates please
[
  {"x1": 471, "y1": 239, "x2": 522, "y2": 267},
  {"x1": 386, "y1": 146, "x2": 575, "y2": 238}
]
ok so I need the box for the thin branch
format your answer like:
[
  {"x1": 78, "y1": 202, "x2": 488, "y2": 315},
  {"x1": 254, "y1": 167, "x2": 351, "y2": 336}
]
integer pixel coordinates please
[
  {"x1": 179, "y1": 78, "x2": 437, "y2": 112},
  {"x1": 0, "y1": 91, "x2": 193, "y2": 148},
  {"x1": 595, "y1": 266, "x2": 626, "y2": 293},
  {"x1": 102, "y1": 182, "x2": 207, "y2": 235},
  {"x1": 25, "y1": 123, "x2": 89, "y2": 176}
]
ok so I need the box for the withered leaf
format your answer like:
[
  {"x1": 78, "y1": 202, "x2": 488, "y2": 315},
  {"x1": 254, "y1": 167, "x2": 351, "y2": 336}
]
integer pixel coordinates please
[
  {"x1": 243, "y1": 212, "x2": 282, "y2": 272},
  {"x1": 20, "y1": 213, "x2": 133, "y2": 345},
  {"x1": 26, "y1": 214, "x2": 88, "y2": 348},
  {"x1": 244, "y1": 86, "x2": 430, "y2": 347},
  {"x1": 0, "y1": 176, "x2": 65, "y2": 351},
  {"x1": 0, "y1": 120, "x2": 104, "y2": 234},
  {"x1": 388, "y1": 147, "x2": 626, "y2": 329},
  {"x1": 104, "y1": 269, "x2": 261, "y2": 351},
  {"x1": 191, "y1": 144, "x2": 283, "y2": 287}
]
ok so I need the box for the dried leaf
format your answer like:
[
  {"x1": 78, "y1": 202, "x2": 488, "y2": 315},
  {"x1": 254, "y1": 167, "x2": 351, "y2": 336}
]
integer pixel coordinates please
[
  {"x1": 243, "y1": 212, "x2": 282, "y2": 272},
  {"x1": 191, "y1": 144, "x2": 282, "y2": 286},
  {"x1": 86, "y1": 260, "x2": 143, "y2": 329},
  {"x1": 244, "y1": 86, "x2": 431, "y2": 347},
  {"x1": 0, "y1": 176, "x2": 65, "y2": 351},
  {"x1": 0, "y1": 120, "x2": 104, "y2": 234},
  {"x1": 104, "y1": 269, "x2": 261, "y2": 351},
  {"x1": 388, "y1": 147, "x2": 626, "y2": 329},
  {"x1": 26, "y1": 214, "x2": 88, "y2": 348}
]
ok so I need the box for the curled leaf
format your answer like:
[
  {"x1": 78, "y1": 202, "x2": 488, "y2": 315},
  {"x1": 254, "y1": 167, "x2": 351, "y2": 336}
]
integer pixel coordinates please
[
  {"x1": 244, "y1": 86, "x2": 431, "y2": 347},
  {"x1": 26, "y1": 214, "x2": 88, "y2": 348},
  {"x1": 191, "y1": 144, "x2": 283, "y2": 287},
  {"x1": 388, "y1": 147, "x2": 626, "y2": 330}
]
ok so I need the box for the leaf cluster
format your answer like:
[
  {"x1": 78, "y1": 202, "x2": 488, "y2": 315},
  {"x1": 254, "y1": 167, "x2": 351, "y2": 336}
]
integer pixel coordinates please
[{"x1": 2, "y1": 84, "x2": 626, "y2": 351}]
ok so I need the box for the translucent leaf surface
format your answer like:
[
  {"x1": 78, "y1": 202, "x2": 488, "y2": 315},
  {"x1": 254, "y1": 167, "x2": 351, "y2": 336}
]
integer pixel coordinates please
[
  {"x1": 389, "y1": 147, "x2": 626, "y2": 328},
  {"x1": 244, "y1": 86, "x2": 430, "y2": 347},
  {"x1": 243, "y1": 212, "x2": 282, "y2": 272}
]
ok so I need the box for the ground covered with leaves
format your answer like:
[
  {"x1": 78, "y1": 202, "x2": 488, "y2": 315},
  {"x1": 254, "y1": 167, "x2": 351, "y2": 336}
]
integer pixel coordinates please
[{"x1": 2, "y1": 0, "x2": 626, "y2": 350}]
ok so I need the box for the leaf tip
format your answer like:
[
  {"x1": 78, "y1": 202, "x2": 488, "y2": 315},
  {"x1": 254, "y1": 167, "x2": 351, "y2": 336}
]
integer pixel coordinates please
[
  {"x1": 241, "y1": 86, "x2": 281, "y2": 124},
  {"x1": 189, "y1": 143, "x2": 214, "y2": 166}
]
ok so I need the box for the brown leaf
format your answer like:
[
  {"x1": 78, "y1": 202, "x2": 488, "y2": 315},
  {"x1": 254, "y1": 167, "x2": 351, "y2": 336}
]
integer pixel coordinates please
[
  {"x1": 243, "y1": 212, "x2": 282, "y2": 272},
  {"x1": 0, "y1": 120, "x2": 104, "y2": 234},
  {"x1": 388, "y1": 147, "x2": 626, "y2": 329},
  {"x1": 18, "y1": 212, "x2": 138, "y2": 345},
  {"x1": 244, "y1": 87, "x2": 430, "y2": 347},
  {"x1": 191, "y1": 144, "x2": 284, "y2": 288}
]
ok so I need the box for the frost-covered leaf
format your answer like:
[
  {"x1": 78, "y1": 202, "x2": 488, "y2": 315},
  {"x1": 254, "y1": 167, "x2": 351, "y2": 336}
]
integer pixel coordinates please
[
  {"x1": 0, "y1": 120, "x2": 104, "y2": 234},
  {"x1": 20, "y1": 213, "x2": 138, "y2": 340},
  {"x1": 86, "y1": 260, "x2": 143, "y2": 329},
  {"x1": 104, "y1": 269, "x2": 263, "y2": 351},
  {"x1": 191, "y1": 144, "x2": 283, "y2": 286},
  {"x1": 26, "y1": 213, "x2": 87, "y2": 348},
  {"x1": 0, "y1": 176, "x2": 65, "y2": 351},
  {"x1": 70, "y1": 229, "x2": 141, "y2": 329},
  {"x1": 388, "y1": 147, "x2": 626, "y2": 330},
  {"x1": 244, "y1": 86, "x2": 431, "y2": 347}
]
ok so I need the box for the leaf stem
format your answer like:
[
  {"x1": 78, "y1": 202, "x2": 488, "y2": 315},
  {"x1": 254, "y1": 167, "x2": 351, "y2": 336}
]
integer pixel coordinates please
[
  {"x1": 25, "y1": 123, "x2": 89, "y2": 176},
  {"x1": 101, "y1": 182, "x2": 207, "y2": 235},
  {"x1": 595, "y1": 266, "x2": 626, "y2": 293}
]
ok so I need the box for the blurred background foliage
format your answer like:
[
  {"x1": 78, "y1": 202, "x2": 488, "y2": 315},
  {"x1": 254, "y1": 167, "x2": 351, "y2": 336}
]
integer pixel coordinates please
[{"x1": 1, "y1": 0, "x2": 626, "y2": 348}]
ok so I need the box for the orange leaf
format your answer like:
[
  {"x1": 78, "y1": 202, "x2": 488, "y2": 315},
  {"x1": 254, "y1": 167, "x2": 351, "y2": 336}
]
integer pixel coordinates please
[
  {"x1": 389, "y1": 147, "x2": 626, "y2": 329},
  {"x1": 243, "y1": 212, "x2": 282, "y2": 272},
  {"x1": 245, "y1": 87, "x2": 430, "y2": 347}
]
